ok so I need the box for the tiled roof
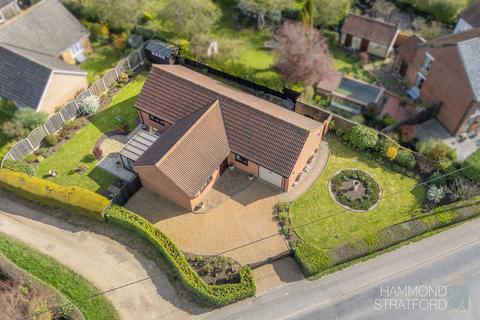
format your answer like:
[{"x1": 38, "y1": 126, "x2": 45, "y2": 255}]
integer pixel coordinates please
[
  {"x1": 136, "y1": 65, "x2": 323, "y2": 177},
  {"x1": 0, "y1": 0, "x2": 88, "y2": 56},
  {"x1": 120, "y1": 130, "x2": 160, "y2": 162},
  {"x1": 137, "y1": 101, "x2": 230, "y2": 198},
  {"x1": 397, "y1": 34, "x2": 425, "y2": 63},
  {"x1": 341, "y1": 14, "x2": 398, "y2": 46},
  {"x1": 458, "y1": 38, "x2": 480, "y2": 101},
  {"x1": 0, "y1": 0, "x2": 15, "y2": 8},
  {"x1": 459, "y1": 1, "x2": 480, "y2": 28}
]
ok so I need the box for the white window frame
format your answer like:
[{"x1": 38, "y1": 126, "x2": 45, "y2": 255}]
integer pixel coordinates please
[
  {"x1": 68, "y1": 41, "x2": 84, "y2": 57},
  {"x1": 420, "y1": 52, "x2": 434, "y2": 74},
  {"x1": 415, "y1": 72, "x2": 426, "y2": 89}
]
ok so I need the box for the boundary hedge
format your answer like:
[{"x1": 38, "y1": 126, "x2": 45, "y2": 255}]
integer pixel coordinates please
[
  {"x1": 0, "y1": 169, "x2": 110, "y2": 221},
  {"x1": 105, "y1": 206, "x2": 256, "y2": 306},
  {"x1": 294, "y1": 195, "x2": 480, "y2": 277}
]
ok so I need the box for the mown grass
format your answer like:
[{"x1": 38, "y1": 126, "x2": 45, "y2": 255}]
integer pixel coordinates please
[
  {"x1": 35, "y1": 75, "x2": 146, "y2": 192},
  {"x1": 0, "y1": 232, "x2": 119, "y2": 320},
  {"x1": 290, "y1": 138, "x2": 426, "y2": 249},
  {"x1": 81, "y1": 42, "x2": 123, "y2": 84}
]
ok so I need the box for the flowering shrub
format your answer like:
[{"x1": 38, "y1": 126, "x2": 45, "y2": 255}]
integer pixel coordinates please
[
  {"x1": 385, "y1": 146, "x2": 398, "y2": 161},
  {"x1": 427, "y1": 185, "x2": 446, "y2": 204},
  {"x1": 79, "y1": 96, "x2": 100, "y2": 115},
  {"x1": 93, "y1": 146, "x2": 103, "y2": 160}
]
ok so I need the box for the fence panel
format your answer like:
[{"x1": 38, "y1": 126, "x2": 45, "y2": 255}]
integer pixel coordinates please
[
  {"x1": 90, "y1": 79, "x2": 106, "y2": 96},
  {"x1": 27, "y1": 126, "x2": 48, "y2": 149},
  {"x1": 128, "y1": 49, "x2": 142, "y2": 70},
  {"x1": 60, "y1": 101, "x2": 78, "y2": 121},
  {"x1": 103, "y1": 69, "x2": 117, "y2": 88},
  {"x1": 115, "y1": 58, "x2": 129, "y2": 74},
  {"x1": 44, "y1": 113, "x2": 64, "y2": 134},
  {"x1": 75, "y1": 90, "x2": 91, "y2": 105},
  {"x1": 9, "y1": 140, "x2": 33, "y2": 160}
]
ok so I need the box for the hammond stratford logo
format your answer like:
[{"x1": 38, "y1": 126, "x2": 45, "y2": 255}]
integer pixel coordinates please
[{"x1": 374, "y1": 285, "x2": 469, "y2": 311}]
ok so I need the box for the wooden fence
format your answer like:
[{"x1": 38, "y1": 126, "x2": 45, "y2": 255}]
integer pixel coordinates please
[{"x1": 1, "y1": 46, "x2": 147, "y2": 166}]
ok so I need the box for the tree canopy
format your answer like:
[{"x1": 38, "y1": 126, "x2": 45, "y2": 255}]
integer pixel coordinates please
[{"x1": 314, "y1": 0, "x2": 352, "y2": 27}]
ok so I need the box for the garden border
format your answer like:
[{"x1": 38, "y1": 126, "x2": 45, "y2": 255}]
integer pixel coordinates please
[{"x1": 327, "y1": 168, "x2": 382, "y2": 212}]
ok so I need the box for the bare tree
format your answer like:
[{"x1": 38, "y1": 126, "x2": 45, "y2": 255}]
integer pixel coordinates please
[{"x1": 274, "y1": 22, "x2": 337, "y2": 85}]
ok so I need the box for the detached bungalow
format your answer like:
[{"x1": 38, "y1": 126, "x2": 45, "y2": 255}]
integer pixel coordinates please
[
  {"x1": 397, "y1": 29, "x2": 480, "y2": 136},
  {"x1": 0, "y1": 0, "x2": 20, "y2": 23},
  {"x1": 340, "y1": 14, "x2": 399, "y2": 59},
  {"x1": 120, "y1": 65, "x2": 325, "y2": 210},
  {"x1": 454, "y1": 1, "x2": 480, "y2": 34},
  {"x1": 0, "y1": 0, "x2": 90, "y2": 114}
]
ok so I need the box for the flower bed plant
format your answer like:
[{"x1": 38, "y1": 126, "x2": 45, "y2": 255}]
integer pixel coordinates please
[{"x1": 329, "y1": 169, "x2": 381, "y2": 211}]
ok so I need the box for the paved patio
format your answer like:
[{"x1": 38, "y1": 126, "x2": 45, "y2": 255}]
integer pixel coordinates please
[
  {"x1": 125, "y1": 169, "x2": 289, "y2": 266},
  {"x1": 416, "y1": 119, "x2": 480, "y2": 160}
]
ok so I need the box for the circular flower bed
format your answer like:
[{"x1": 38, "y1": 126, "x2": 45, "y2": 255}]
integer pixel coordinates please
[{"x1": 329, "y1": 169, "x2": 381, "y2": 212}]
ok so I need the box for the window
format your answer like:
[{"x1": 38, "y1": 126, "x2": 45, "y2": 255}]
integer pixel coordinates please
[
  {"x1": 69, "y1": 41, "x2": 84, "y2": 57},
  {"x1": 149, "y1": 114, "x2": 166, "y2": 126},
  {"x1": 415, "y1": 73, "x2": 426, "y2": 89},
  {"x1": 235, "y1": 154, "x2": 249, "y2": 165},
  {"x1": 420, "y1": 53, "x2": 434, "y2": 75}
]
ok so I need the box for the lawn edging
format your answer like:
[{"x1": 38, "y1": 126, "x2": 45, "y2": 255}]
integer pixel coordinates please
[
  {"x1": 0, "y1": 169, "x2": 110, "y2": 221},
  {"x1": 293, "y1": 195, "x2": 480, "y2": 277},
  {"x1": 105, "y1": 205, "x2": 256, "y2": 306},
  {"x1": 0, "y1": 232, "x2": 118, "y2": 320}
]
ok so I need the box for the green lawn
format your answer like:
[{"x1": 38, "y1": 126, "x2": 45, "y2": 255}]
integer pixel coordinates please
[
  {"x1": 35, "y1": 75, "x2": 146, "y2": 192},
  {"x1": 331, "y1": 48, "x2": 378, "y2": 84},
  {"x1": 290, "y1": 138, "x2": 425, "y2": 249},
  {"x1": 0, "y1": 232, "x2": 119, "y2": 320},
  {"x1": 81, "y1": 42, "x2": 123, "y2": 84}
]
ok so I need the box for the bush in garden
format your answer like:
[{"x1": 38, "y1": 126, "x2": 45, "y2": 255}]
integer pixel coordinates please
[
  {"x1": 427, "y1": 185, "x2": 446, "y2": 204},
  {"x1": 348, "y1": 124, "x2": 378, "y2": 150},
  {"x1": 395, "y1": 149, "x2": 416, "y2": 169},
  {"x1": 2, "y1": 109, "x2": 48, "y2": 139},
  {"x1": 385, "y1": 146, "x2": 398, "y2": 161},
  {"x1": 462, "y1": 148, "x2": 480, "y2": 183},
  {"x1": 92, "y1": 146, "x2": 103, "y2": 160},
  {"x1": 2, "y1": 120, "x2": 26, "y2": 139},
  {"x1": 382, "y1": 115, "x2": 396, "y2": 127},
  {"x1": 118, "y1": 72, "x2": 129, "y2": 84},
  {"x1": 24, "y1": 153, "x2": 37, "y2": 163},
  {"x1": 79, "y1": 96, "x2": 100, "y2": 115},
  {"x1": 322, "y1": 30, "x2": 339, "y2": 48},
  {"x1": 447, "y1": 176, "x2": 479, "y2": 201},
  {"x1": 3, "y1": 160, "x2": 35, "y2": 176},
  {"x1": 45, "y1": 134, "x2": 59, "y2": 147},
  {"x1": 417, "y1": 139, "x2": 457, "y2": 162}
]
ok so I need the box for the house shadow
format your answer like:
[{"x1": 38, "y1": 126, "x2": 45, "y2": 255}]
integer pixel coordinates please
[{"x1": 0, "y1": 189, "x2": 210, "y2": 316}]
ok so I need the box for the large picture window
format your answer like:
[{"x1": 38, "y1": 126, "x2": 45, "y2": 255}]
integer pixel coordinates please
[
  {"x1": 149, "y1": 114, "x2": 166, "y2": 126},
  {"x1": 69, "y1": 41, "x2": 84, "y2": 57},
  {"x1": 235, "y1": 154, "x2": 249, "y2": 165}
]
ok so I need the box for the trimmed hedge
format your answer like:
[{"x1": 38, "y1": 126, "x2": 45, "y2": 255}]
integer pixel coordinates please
[
  {"x1": 3, "y1": 159, "x2": 36, "y2": 176},
  {"x1": 0, "y1": 169, "x2": 109, "y2": 221},
  {"x1": 293, "y1": 195, "x2": 480, "y2": 277},
  {"x1": 463, "y1": 149, "x2": 480, "y2": 183},
  {"x1": 104, "y1": 206, "x2": 256, "y2": 306}
]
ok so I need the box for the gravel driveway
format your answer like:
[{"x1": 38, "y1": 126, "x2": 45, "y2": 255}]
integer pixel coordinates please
[{"x1": 0, "y1": 192, "x2": 205, "y2": 320}]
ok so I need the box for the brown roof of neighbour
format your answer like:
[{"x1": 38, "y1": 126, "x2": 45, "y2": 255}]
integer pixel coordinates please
[
  {"x1": 341, "y1": 14, "x2": 399, "y2": 46},
  {"x1": 421, "y1": 27, "x2": 480, "y2": 48},
  {"x1": 136, "y1": 64, "x2": 323, "y2": 177},
  {"x1": 397, "y1": 34, "x2": 425, "y2": 63},
  {"x1": 136, "y1": 101, "x2": 230, "y2": 198},
  {"x1": 459, "y1": 1, "x2": 480, "y2": 27}
]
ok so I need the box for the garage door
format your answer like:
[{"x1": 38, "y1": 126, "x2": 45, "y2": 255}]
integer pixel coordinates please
[{"x1": 259, "y1": 166, "x2": 283, "y2": 188}]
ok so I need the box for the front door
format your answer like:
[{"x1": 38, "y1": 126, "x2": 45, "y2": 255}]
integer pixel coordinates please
[
  {"x1": 360, "y1": 39, "x2": 369, "y2": 52},
  {"x1": 345, "y1": 34, "x2": 353, "y2": 47}
]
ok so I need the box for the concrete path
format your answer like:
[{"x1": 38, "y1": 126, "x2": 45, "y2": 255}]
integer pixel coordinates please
[
  {"x1": 278, "y1": 140, "x2": 330, "y2": 202},
  {"x1": 0, "y1": 194, "x2": 204, "y2": 320},
  {"x1": 204, "y1": 218, "x2": 480, "y2": 320}
]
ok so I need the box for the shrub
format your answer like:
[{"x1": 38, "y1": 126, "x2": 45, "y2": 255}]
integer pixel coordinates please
[
  {"x1": 24, "y1": 153, "x2": 37, "y2": 163},
  {"x1": 2, "y1": 120, "x2": 26, "y2": 139},
  {"x1": 14, "y1": 109, "x2": 48, "y2": 131},
  {"x1": 92, "y1": 146, "x2": 103, "y2": 160},
  {"x1": 104, "y1": 206, "x2": 256, "y2": 306},
  {"x1": 385, "y1": 146, "x2": 398, "y2": 161},
  {"x1": 462, "y1": 149, "x2": 480, "y2": 183},
  {"x1": 294, "y1": 242, "x2": 333, "y2": 276},
  {"x1": 118, "y1": 72, "x2": 129, "y2": 84},
  {"x1": 427, "y1": 185, "x2": 446, "y2": 204},
  {"x1": 45, "y1": 134, "x2": 59, "y2": 147},
  {"x1": 348, "y1": 125, "x2": 378, "y2": 150},
  {"x1": 382, "y1": 115, "x2": 396, "y2": 127},
  {"x1": 112, "y1": 33, "x2": 127, "y2": 50},
  {"x1": 2, "y1": 160, "x2": 35, "y2": 176},
  {"x1": 322, "y1": 30, "x2": 339, "y2": 48},
  {"x1": 79, "y1": 96, "x2": 100, "y2": 115},
  {"x1": 395, "y1": 149, "x2": 416, "y2": 170},
  {"x1": 447, "y1": 176, "x2": 479, "y2": 201},
  {"x1": 0, "y1": 169, "x2": 109, "y2": 220},
  {"x1": 417, "y1": 139, "x2": 456, "y2": 162}
]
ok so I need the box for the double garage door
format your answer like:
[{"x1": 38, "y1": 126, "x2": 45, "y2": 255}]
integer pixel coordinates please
[{"x1": 259, "y1": 166, "x2": 283, "y2": 188}]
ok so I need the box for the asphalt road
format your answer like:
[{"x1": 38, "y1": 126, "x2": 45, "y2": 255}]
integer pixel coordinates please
[{"x1": 206, "y1": 218, "x2": 480, "y2": 320}]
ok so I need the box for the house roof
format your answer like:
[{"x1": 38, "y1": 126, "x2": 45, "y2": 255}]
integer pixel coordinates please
[
  {"x1": 0, "y1": 0, "x2": 15, "y2": 9},
  {"x1": 341, "y1": 14, "x2": 399, "y2": 46},
  {"x1": 136, "y1": 101, "x2": 231, "y2": 198},
  {"x1": 0, "y1": 0, "x2": 88, "y2": 56},
  {"x1": 458, "y1": 38, "x2": 480, "y2": 101},
  {"x1": 119, "y1": 130, "x2": 160, "y2": 162},
  {"x1": 136, "y1": 65, "x2": 323, "y2": 178},
  {"x1": 397, "y1": 34, "x2": 425, "y2": 63},
  {"x1": 459, "y1": 1, "x2": 480, "y2": 28}
]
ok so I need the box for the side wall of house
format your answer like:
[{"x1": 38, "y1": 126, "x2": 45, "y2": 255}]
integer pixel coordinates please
[
  {"x1": 60, "y1": 36, "x2": 92, "y2": 65},
  {"x1": 227, "y1": 152, "x2": 259, "y2": 176},
  {"x1": 138, "y1": 110, "x2": 173, "y2": 133},
  {"x1": 405, "y1": 47, "x2": 474, "y2": 135},
  {"x1": 367, "y1": 41, "x2": 389, "y2": 58},
  {"x1": 37, "y1": 72, "x2": 88, "y2": 115},
  {"x1": 284, "y1": 127, "x2": 324, "y2": 191}
]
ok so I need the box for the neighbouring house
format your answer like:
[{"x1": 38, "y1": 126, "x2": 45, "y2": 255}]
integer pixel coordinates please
[
  {"x1": 316, "y1": 74, "x2": 386, "y2": 115},
  {"x1": 120, "y1": 65, "x2": 324, "y2": 210},
  {"x1": 454, "y1": 1, "x2": 480, "y2": 34},
  {"x1": 0, "y1": 0, "x2": 90, "y2": 113},
  {"x1": 0, "y1": 0, "x2": 20, "y2": 23},
  {"x1": 340, "y1": 14, "x2": 400, "y2": 59},
  {"x1": 393, "y1": 34, "x2": 425, "y2": 78},
  {"x1": 397, "y1": 28, "x2": 480, "y2": 136}
]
